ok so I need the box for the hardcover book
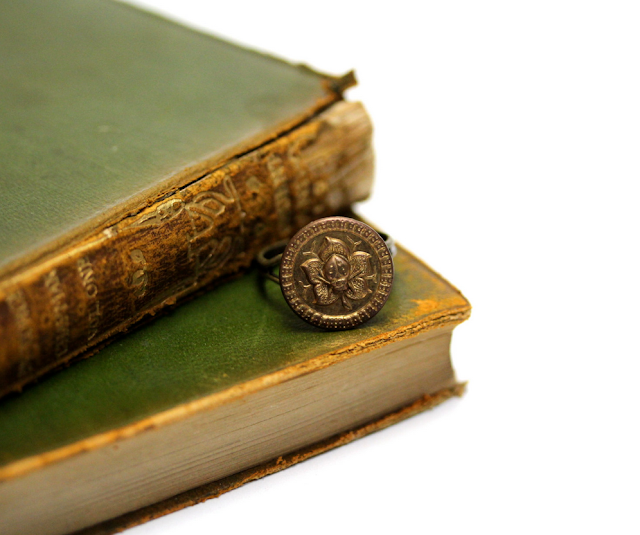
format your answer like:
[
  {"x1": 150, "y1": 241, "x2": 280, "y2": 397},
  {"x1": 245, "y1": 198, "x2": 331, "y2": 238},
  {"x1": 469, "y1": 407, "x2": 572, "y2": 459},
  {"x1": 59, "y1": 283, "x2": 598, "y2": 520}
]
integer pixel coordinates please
[
  {"x1": 0, "y1": 243, "x2": 471, "y2": 535},
  {"x1": 0, "y1": 0, "x2": 374, "y2": 397}
]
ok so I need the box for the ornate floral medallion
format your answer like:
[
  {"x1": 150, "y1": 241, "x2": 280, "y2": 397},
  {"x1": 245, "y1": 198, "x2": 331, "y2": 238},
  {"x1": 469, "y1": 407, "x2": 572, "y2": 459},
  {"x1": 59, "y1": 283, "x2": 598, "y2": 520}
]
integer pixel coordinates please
[{"x1": 280, "y1": 217, "x2": 393, "y2": 329}]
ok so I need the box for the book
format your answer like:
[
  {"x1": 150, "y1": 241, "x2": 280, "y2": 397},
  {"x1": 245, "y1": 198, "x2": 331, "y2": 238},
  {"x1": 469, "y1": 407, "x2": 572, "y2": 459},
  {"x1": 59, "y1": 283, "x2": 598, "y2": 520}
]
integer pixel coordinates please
[
  {"x1": 0, "y1": 242, "x2": 470, "y2": 535},
  {"x1": 0, "y1": 0, "x2": 374, "y2": 397}
]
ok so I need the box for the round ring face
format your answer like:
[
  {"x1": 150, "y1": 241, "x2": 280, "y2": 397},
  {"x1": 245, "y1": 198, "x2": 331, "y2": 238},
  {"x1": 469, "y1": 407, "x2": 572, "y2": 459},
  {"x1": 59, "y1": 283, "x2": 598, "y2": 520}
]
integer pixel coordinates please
[{"x1": 280, "y1": 217, "x2": 394, "y2": 329}]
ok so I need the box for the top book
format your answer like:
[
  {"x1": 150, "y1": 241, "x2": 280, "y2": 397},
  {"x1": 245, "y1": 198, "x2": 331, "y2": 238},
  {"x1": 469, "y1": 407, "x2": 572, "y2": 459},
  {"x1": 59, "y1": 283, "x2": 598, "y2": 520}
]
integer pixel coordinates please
[{"x1": 0, "y1": 0, "x2": 374, "y2": 396}]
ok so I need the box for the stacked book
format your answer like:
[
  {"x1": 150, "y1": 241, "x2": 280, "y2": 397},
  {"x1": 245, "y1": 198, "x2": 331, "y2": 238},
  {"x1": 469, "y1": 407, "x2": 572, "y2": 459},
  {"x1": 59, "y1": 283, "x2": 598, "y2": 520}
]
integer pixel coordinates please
[{"x1": 0, "y1": 1, "x2": 471, "y2": 533}]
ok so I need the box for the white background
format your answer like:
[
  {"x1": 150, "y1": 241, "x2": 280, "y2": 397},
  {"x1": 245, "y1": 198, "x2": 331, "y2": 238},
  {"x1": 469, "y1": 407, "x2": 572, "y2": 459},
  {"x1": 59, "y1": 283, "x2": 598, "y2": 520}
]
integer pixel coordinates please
[{"x1": 127, "y1": 2, "x2": 639, "y2": 533}]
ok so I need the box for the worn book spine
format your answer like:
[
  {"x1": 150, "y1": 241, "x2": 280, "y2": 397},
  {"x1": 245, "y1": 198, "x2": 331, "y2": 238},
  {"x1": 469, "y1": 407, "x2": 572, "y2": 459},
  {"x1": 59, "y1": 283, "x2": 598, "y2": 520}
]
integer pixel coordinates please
[{"x1": 0, "y1": 101, "x2": 374, "y2": 397}]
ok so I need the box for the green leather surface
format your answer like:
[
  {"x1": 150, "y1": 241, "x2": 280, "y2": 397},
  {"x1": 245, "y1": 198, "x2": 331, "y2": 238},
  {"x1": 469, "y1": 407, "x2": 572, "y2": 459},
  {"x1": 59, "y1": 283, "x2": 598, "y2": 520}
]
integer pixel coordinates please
[
  {"x1": 0, "y1": 0, "x2": 329, "y2": 270},
  {"x1": 0, "y1": 248, "x2": 466, "y2": 466}
]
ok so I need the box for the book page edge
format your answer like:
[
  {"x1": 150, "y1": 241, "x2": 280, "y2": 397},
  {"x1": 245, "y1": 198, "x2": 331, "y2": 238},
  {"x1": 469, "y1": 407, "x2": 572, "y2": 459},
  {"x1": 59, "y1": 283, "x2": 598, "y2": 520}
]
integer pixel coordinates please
[
  {"x1": 79, "y1": 381, "x2": 466, "y2": 535},
  {"x1": 0, "y1": 309, "x2": 469, "y2": 482}
]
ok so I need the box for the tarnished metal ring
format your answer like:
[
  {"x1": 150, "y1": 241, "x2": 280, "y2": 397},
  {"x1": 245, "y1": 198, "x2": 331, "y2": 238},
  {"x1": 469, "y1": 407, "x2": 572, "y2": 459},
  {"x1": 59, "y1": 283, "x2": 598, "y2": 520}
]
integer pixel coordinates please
[{"x1": 257, "y1": 217, "x2": 395, "y2": 330}]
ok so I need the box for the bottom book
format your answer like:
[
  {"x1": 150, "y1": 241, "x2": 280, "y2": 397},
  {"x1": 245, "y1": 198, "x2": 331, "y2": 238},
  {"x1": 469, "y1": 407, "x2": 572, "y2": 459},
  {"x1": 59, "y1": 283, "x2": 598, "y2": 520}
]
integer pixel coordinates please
[{"x1": 0, "y1": 245, "x2": 471, "y2": 535}]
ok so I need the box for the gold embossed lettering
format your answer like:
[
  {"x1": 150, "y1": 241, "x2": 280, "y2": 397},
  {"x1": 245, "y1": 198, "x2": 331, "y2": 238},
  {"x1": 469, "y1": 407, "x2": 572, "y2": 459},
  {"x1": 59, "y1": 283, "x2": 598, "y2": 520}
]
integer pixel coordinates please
[
  {"x1": 77, "y1": 257, "x2": 102, "y2": 340},
  {"x1": 6, "y1": 290, "x2": 37, "y2": 369},
  {"x1": 44, "y1": 270, "x2": 69, "y2": 357}
]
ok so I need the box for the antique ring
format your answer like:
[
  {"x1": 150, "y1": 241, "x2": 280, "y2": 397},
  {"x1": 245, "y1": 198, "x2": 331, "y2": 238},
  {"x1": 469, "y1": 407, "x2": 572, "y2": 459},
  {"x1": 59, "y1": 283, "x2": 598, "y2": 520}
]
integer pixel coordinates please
[{"x1": 257, "y1": 216, "x2": 395, "y2": 330}]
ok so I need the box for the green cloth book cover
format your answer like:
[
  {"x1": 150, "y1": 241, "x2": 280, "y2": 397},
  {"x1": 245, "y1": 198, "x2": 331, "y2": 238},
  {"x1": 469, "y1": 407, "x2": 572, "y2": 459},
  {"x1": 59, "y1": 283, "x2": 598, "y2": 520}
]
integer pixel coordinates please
[{"x1": 0, "y1": 0, "x2": 373, "y2": 396}]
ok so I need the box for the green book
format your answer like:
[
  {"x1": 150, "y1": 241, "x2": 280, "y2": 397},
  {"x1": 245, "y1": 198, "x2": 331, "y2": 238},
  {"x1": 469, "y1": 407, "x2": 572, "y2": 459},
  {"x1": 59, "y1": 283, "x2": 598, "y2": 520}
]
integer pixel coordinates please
[
  {"x1": 0, "y1": 244, "x2": 471, "y2": 535},
  {"x1": 0, "y1": 0, "x2": 373, "y2": 396}
]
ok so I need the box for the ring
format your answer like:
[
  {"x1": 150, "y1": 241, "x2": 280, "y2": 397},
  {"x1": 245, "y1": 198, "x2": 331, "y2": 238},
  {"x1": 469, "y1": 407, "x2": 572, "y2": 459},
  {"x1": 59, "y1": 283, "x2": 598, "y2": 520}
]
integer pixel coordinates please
[{"x1": 257, "y1": 216, "x2": 395, "y2": 330}]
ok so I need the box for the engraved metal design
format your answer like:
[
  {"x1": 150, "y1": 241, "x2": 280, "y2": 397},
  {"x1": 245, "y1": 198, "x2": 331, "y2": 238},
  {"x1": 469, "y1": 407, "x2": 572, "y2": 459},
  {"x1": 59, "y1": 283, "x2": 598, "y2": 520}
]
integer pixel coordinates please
[{"x1": 280, "y1": 217, "x2": 393, "y2": 329}]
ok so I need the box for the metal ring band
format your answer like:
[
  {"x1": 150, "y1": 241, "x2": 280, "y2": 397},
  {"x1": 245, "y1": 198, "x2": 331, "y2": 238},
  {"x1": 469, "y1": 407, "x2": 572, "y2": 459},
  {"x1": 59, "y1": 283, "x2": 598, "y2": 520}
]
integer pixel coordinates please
[{"x1": 256, "y1": 239, "x2": 288, "y2": 283}]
